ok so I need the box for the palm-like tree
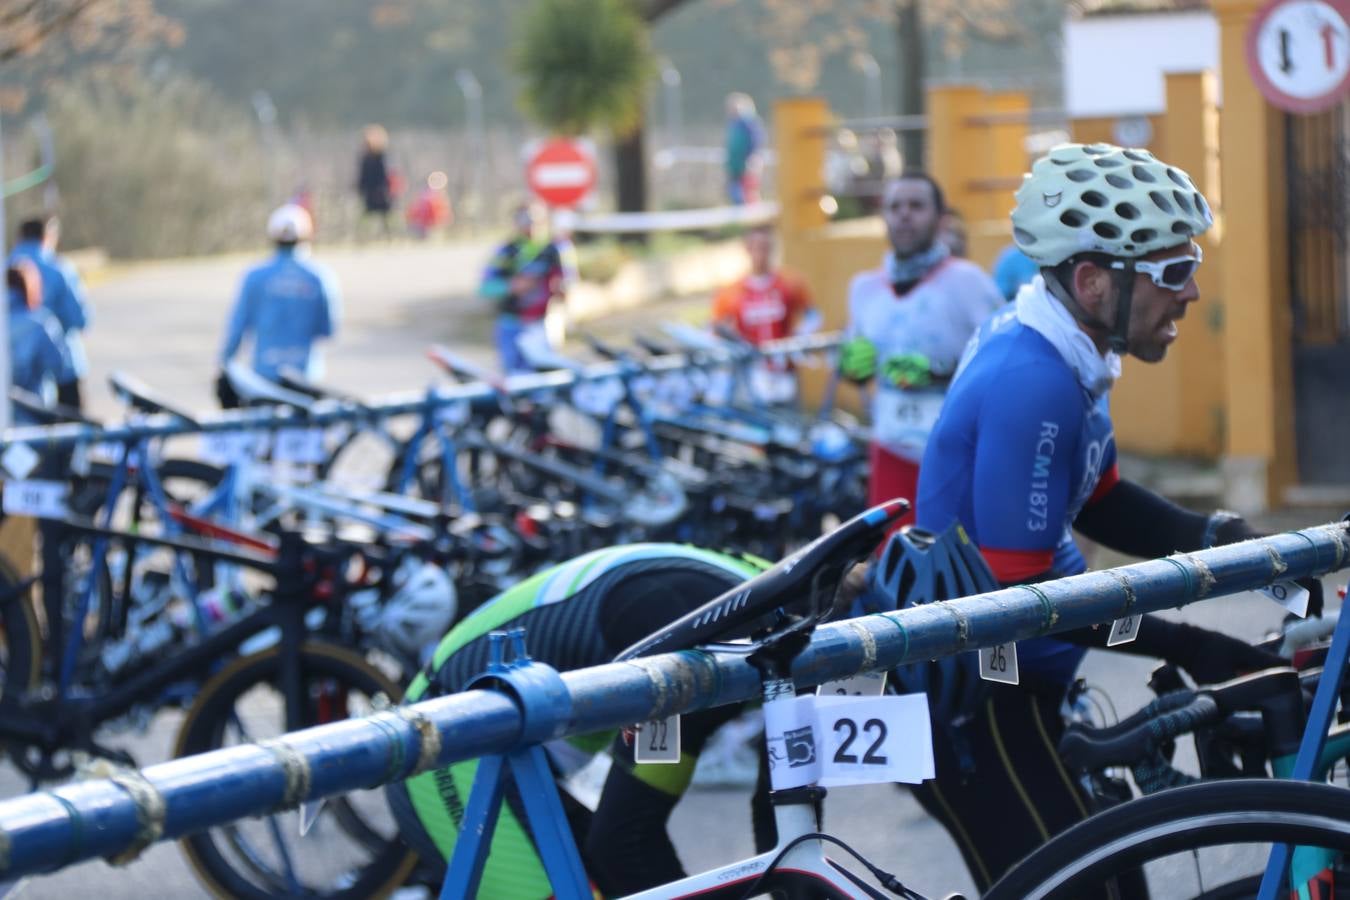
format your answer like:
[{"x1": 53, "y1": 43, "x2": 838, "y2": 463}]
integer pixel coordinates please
[{"x1": 514, "y1": 0, "x2": 658, "y2": 216}]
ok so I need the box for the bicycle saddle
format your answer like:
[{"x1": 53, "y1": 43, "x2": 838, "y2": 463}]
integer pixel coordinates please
[
  {"x1": 582, "y1": 333, "x2": 627, "y2": 362},
  {"x1": 223, "y1": 362, "x2": 316, "y2": 412},
  {"x1": 613, "y1": 497, "x2": 909, "y2": 662},
  {"x1": 633, "y1": 334, "x2": 676, "y2": 358},
  {"x1": 107, "y1": 371, "x2": 200, "y2": 426},
  {"x1": 8, "y1": 387, "x2": 101, "y2": 426}
]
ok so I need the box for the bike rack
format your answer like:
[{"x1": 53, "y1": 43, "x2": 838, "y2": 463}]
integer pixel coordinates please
[
  {"x1": 0, "y1": 333, "x2": 845, "y2": 452},
  {"x1": 0, "y1": 525, "x2": 1345, "y2": 889}
]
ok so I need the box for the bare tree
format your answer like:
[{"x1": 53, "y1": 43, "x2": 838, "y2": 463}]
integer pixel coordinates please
[{"x1": 0, "y1": 0, "x2": 179, "y2": 64}]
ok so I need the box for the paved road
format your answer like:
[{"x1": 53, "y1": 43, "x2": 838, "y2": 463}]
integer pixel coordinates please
[{"x1": 5, "y1": 240, "x2": 1347, "y2": 898}]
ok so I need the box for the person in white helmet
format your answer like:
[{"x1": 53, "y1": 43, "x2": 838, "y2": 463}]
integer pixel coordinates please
[
  {"x1": 216, "y1": 204, "x2": 342, "y2": 403},
  {"x1": 907, "y1": 143, "x2": 1319, "y2": 892}
]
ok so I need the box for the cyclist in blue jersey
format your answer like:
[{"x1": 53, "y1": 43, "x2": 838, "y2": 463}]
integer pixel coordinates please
[
  {"x1": 9, "y1": 217, "x2": 90, "y2": 410},
  {"x1": 217, "y1": 204, "x2": 341, "y2": 399},
  {"x1": 909, "y1": 143, "x2": 1320, "y2": 892}
]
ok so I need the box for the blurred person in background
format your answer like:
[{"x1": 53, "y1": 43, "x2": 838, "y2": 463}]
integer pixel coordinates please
[
  {"x1": 216, "y1": 204, "x2": 341, "y2": 404},
  {"x1": 356, "y1": 124, "x2": 394, "y2": 239},
  {"x1": 478, "y1": 201, "x2": 576, "y2": 374},
  {"x1": 6, "y1": 259, "x2": 72, "y2": 425},
  {"x1": 406, "y1": 171, "x2": 454, "y2": 239},
  {"x1": 724, "y1": 92, "x2": 765, "y2": 205},
  {"x1": 992, "y1": 242, "x2": 1040, "y2": 301},
  {"x1": 838, "y1": 173, "x2": 1003, "y2": 528},
  {"x1": 937, "y1": 208, "x2": 968, "y2": 258},
  {"x1": 9, "y1": 217, "x2": 90, "y2": 410},
  {"x1": 712, "y1": 223, "x2": 820, "y2": 405}
]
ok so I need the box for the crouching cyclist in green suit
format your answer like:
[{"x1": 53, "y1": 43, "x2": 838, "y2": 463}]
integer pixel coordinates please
[{"x1": 387, "y1": 543, "x2": 774, "y2": 898}]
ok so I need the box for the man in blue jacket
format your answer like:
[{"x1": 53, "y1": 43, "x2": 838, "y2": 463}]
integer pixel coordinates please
[
  {"x1": 9, "y1": 217, "x2": 90, "y2": 410},
  {"x1": 218, "y1": 204, "x2": 341, "y2": 398},
  {"x1": 7, "y1": 260, "x2": 73, "y2": 425}
]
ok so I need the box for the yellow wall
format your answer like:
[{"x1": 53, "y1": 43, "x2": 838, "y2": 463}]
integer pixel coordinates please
[
  {"x1": 1214, "y1": 0, "x2": 1297, "y2": 506},
  {"x1": 1093, "y1": 74, "x2": 1226, "y2": 459}
]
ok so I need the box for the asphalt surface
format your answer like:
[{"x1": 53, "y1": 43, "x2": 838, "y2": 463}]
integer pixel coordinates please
[{"x1": 3, "y1": 238, "x2": 1347, "y2": 899}]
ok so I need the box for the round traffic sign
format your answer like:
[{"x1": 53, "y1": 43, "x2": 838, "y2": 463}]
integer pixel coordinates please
[
  {"x1": 1247, "y1": 0, "x2": 1350, "y2": 114},
  {"x1": 525, "y1": 139, "x2": 597, "y2": 208}
]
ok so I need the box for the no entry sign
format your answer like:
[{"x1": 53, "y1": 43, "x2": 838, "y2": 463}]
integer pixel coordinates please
[
  {"x1": 525, "y1": 139, "x2": 597, "y2": 208},
  {"x1": 1247, "y1": 0, "x2": 1350, "y2": 113}
]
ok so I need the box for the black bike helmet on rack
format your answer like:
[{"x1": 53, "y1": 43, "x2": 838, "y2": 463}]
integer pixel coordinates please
[{"x1": 858, "y1": 522, "x2": 1000, "y2": 771}]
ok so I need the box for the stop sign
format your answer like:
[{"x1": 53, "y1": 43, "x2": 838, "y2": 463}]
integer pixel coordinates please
[{"x1": 525, "y1": 139, "x2": 597, "y2": 208}]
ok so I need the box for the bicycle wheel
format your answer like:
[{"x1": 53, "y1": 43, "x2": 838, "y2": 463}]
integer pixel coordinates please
[
  {"x1": 985, "y1": 779, "x2": 1350, "y2": 900},
  {"x1": 175, "y1": 641, "x2": 417, "y2": 899},
  {"x1": 0, "y1": 555, "x2": 42, "y2": 703}
]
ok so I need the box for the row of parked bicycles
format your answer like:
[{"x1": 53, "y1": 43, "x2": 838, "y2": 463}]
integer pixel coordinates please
[
  {"x1": 0, "y1": 328, "x2": 871, "y2": 896},
  {"x1": 1, "y1": 325, "x2": 1348, "y2": 899}
]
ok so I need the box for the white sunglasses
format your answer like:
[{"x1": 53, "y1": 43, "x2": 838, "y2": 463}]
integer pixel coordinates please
[{"x1": 1111, "y1": 245, "x2": 1203, "y2": 291}]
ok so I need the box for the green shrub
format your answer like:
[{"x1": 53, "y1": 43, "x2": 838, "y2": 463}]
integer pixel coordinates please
[{"x1": 28, "y1": 76, "x2": 269, "y2": 259}]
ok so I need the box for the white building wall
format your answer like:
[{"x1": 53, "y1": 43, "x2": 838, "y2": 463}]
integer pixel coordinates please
[{"x1": 1064, "y1": 12, "x2": 1221, "y2": 117}]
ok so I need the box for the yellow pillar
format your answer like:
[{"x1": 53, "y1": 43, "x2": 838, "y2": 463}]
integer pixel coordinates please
[
  {"x1": 773, "y1": 97, "x2": 830, "y2": 249},
  {"x1": 1164, "y1": 71, "x2": 1226, "y2": 459},
  {"x1": 1214, "y1": 0, "x2": 1296, "y2": 511},
  {"x1": 928, "y1": 85, "x2": 986, "y2": 225}
]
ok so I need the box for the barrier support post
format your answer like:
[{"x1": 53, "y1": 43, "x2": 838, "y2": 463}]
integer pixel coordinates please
[{"x1": 441, "y1": 630, "x2": 591, "y2": 900}]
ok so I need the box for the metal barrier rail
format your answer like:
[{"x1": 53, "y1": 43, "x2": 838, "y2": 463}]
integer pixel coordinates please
[
  {"x1": 0, "y1": 524, "x2": 1346, "y2": 878},
  {"x1": 0, "y1": 332, "x2": 844, "y2": 452}
]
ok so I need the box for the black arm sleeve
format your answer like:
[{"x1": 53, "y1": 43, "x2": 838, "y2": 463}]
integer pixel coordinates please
[
  {"x1": 1054, "y1": 616, "x2": 1283, "y2": 683},
  {"x1": 1073, "y1": 478, "x2": 1209, "y2": 558}
]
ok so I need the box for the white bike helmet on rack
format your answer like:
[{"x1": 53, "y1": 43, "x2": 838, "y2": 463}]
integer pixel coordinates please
[{"x1": 375, "y1": 558, "x2": 458, "y2": 666}]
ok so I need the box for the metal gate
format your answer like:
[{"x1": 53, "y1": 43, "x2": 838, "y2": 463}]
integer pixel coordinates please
[{"x1": 1287, "y1": 102, "x2": 1350, "y2": 485}]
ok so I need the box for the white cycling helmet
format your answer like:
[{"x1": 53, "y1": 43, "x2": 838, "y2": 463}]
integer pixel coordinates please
[
  {"x1": 375, "y1": 559, "x2": 457, "y2": 665},
  {"x1": 267, "y1": 203, "x2": 314, "y2": 243},
  {"x1": 1011, "y1": 143, "x2": 1213, "y2": 266}
]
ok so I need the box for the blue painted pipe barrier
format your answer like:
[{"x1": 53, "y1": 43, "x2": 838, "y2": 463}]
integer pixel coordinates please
[
  {"x1": 0, "y1": 523, "x2": 1346, "y2": 878},
  {"x1": 0, "y1": 333, "x2": 844, "y2": 451}
]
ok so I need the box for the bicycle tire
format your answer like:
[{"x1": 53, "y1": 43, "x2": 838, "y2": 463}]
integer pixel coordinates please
[
  {"x1": 175, "y1": 641, "x2": 416, "y2": 900},
  {"x1": 985, "y1": 779, "x2": 1350, "y2": 900},
  {"x1": 0, "y1": 554, "x2": 42, "y2": 703}
]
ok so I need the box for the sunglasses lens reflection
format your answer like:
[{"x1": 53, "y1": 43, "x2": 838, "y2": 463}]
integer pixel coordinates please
[{"x1": 1161, "y1": 259, "x2": 1198, "y2": 287}]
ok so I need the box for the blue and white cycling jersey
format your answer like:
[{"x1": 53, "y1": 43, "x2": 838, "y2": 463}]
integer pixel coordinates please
[
  {"x1": 219, "y1": 247, "x2": 341, "y2": 380},
  {"x1": 917, "y1": 278, "x2": 1122, "y2": 683},
  {"x1": 9, "y1": 240, "x2": 91, "y2": 379}
]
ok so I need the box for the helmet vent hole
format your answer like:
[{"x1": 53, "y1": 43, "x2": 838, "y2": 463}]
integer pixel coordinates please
[
  {"x1": 1148, "y1": 191, "x2": 1174, "y2": 214},
  {"x1": 1172, "y1": 190, "x2": 1194, "y2": 214},
  {"x1": 1166, "y1": 168, "x2": 1190, "y2": 188},
  {"x1": 1114, "y1": 202, "x2": 1140, "y2": 220},
  {"x1": 1013, "y1": 226, "x2": 1038, "y2": 245},
  {"x1": 1130, "y1": 228, "x2": 1157, "y2": 243},
  {"x1": 1066, "y1": 168, "x2": 1096, "y2": 183},
  {"x1": 1123, "y1": 149, "x2": 1153, "y2": 162},
  {"x1": 1131, "y1": 165, "x2": 1158, "y2": 183},
  {"x1": 1105, "y1": 173, "x2": 1133, "y2": 189},
  {"x1": 1084, "y1": 144, "x2": 1110, "y2": 155},
  {"x1": 1172, "y1": 222, "x2": 1194, "y2": 236},
  {"x1": 1194, "y1": 193, "x2": 1211, "y2": 220},
  {"x1": 1093, "y1": 221, "x2": 1122, "y2": 239},
  {"x1": 1092, "y1": 156, "x2": 1124, "y2": 169},
  {"x1": 1082, "y1": 190, "x2": 1108, "y2": 208},
  {"x1": 1060, "y1": 209, "x2": 1089, "y2": 227}
]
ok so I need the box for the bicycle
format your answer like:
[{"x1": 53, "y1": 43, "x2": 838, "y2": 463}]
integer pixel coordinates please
[{"x1": 984, "y1": 615, "x2": 1350, "y2": 897}]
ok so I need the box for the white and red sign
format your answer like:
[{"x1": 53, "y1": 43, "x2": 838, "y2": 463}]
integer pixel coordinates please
[
  {"x1": 525, "y1": 139, "x2": 597, "y2": 208},
  {"x1": 1248, "y1": 0, "x2": 1350, "y2": 113}
]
